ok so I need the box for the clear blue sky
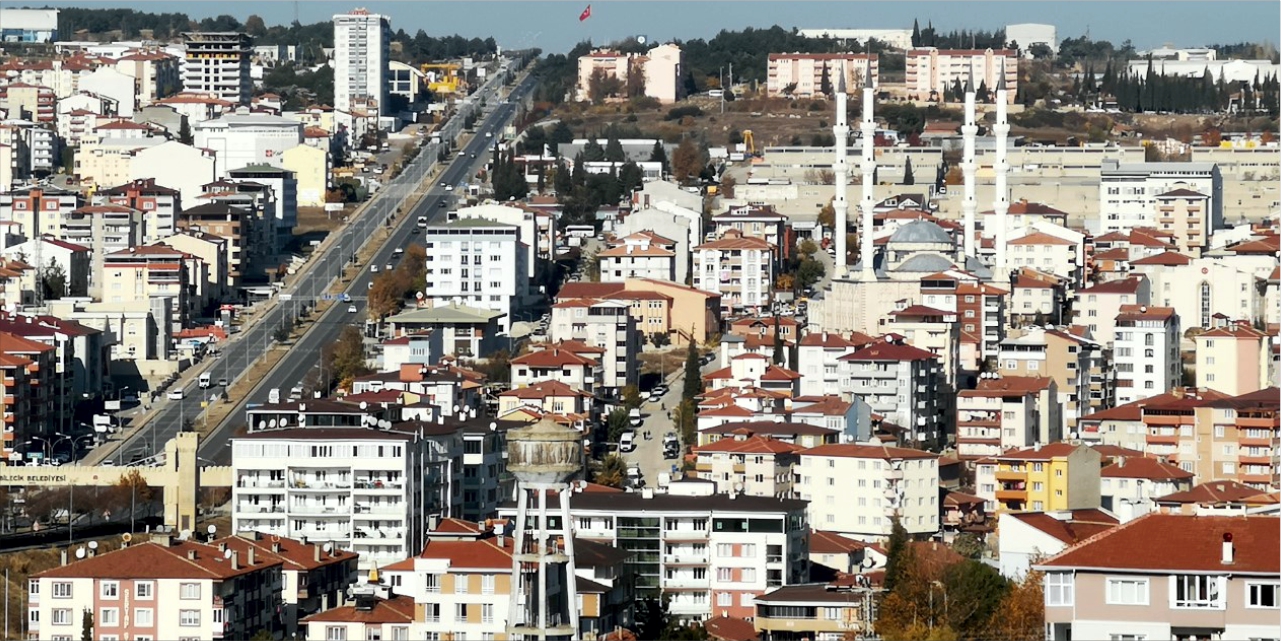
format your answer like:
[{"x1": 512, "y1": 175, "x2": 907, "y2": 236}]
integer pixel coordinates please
[{"x1": 37, "y1": 1, "x2": 1280, "y2": 54}]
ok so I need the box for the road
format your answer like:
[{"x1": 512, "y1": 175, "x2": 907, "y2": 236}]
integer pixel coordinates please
[
  {"x1": 92, "y1": 62, "x2": 532, "y2": 466},
  {"x1": 623, "y1": 354, "x2": 722, "y2": 487}
]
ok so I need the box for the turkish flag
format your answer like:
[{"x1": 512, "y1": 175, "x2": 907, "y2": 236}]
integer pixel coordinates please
[{"x1": 579, "y1": 4, "x2": 592, "y2": 21}]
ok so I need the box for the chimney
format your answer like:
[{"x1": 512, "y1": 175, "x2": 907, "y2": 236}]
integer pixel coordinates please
[
  {"x1": 230, "y1": 550, "x2": 240, "y2": 571},
  {"x1": 272, "y1": 542, "x2": 281, "y2": 554},
  {"x1": 187, "y1": 549, "x2": 198, "y2": 561},
  {"x1": 315, "y1": 545, "x2": 322, "y2": 563},
  {"x1": 248, "y1": 547, "x2": 256, "y2": 566},
  {"x1": 1221, "y1": 532, "x2": 1234, "y2": 565},
  {"x1": 60, "y1": 549, "x2": 68, "y2": 566}
]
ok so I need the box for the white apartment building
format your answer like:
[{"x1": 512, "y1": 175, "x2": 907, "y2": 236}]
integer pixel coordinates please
[
  {"x1": 905, "y1": 47, "x2": 1019, "y2": 102},
  {"x1": 1112, "y1": 305, "x2": 1181, "y2": 405},
  {"x1": 956, "y1": 376, "x2": 1059, "y2": 460},
  {"x1": 1130, "y1": 256, "x2": 1266, "y2": 329},
  {"x1": 1074, "y1": 276, "x2": 1151, "y2": 344},
  {"x1": 194, "y1": 112, "x2": 304, "y2": 172},
  {"x1": 836, "y1": 335, "x2": 945, "y2": 449},
  {"x1": 182, "y1": 32, "x2": 252, "y2": 105},
  {"x1": 1099, "y1": 456, "x2": 1195, "y2": 522},
  {"x1": 1, "y1": 120, "x2": 57, "y2": 174},
  {"x1": 693, "y1": 230, "x2": 775, "y2": 315},
  {"x1": 97, "y1": 178, "x2": 183, "y2": 245},
  {"x1": 598, "y1": 231, "x2": 677, "y2": 282},
  {"x1": 796, "y1": 443, "x2": 940, "y2": 541},
  {"x1": 1097, "y1": 160, "x2": 1223, "y2": 237},
  {"x1": 1007, "y1": 231, "x2": 1080, "y2": 281},
  {"x1": 28, "y1": 535, "x2": 284, "y2": 641},
  {"x1": 765, "y1": 53, "x2": 878, "y2": 97},
  {"x1": 333, "y1": 9, "x2": 391, "y2": 116},
  {"x1": 422, "y1": 218, "x2": 528, "y2": 334},
  {"x1": 546, "y1": 299, "x2": 639, "y2": 390},
  {"x1": 227, "y1": 164, "x2": 299, "y2": 250},
  {"x1": 451, "y1": 202, "x2": 550, "y2": 281},
  {"x1": 797, "y1": 332, "x2": 864, "y2": 396},
  {"x1": 694, "y1": 433, "x2": 802, "y2": 498},
  {"x1": 510, "y1": 345, "x2": 601, "y2": 395},
  {"x1": 231, "y1": 425, "x2": 435, "y2": 571},
  {"x1": 499, "y1": 486, "x2": 810, "y2": 621}
]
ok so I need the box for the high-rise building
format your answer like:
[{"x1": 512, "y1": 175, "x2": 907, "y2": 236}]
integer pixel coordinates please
[
  {"x1": 181, "y1": 32, "x2": 252, "y2": 105},
  {"x1": 333, "y1": 9, "x2": 391, "y2": 116}
]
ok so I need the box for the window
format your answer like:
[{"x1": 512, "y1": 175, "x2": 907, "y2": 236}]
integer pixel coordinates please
[
  {"x1": 481, "y1": 575, "x2": 495, "y2": 595},
  {"x1": 1106, "y1": 578, "x2": 1149, "y2": 605},
  {"x1": 424, "y1": 574, "x2": 440, "y2": 593},
  {"x1": 455, "y1": 603, "x2": 468, "y2": 623},
  {"x1": 52, "y1": 609, "x2": 72, "y2": 626},
  {"x1": 179, "y1": 583, "x2": 200, "y2": 600},
  {"x1": 1172, "y1": 575, "x2": 1223, "y2": 609},
  {"x1": 134, "y1": 609, "x2": 153, "y2": 627},
  {"x1": 1045, "y1": 573, "x2": 1074, "y2": 606},
  {"x1": 455, "y1": 576, "x2": 469, "y2": 594},
  {"x1": 99, "y1": 608, "x2": 119, "y2": 627},
  {"x1": 717, "y1": 592, "x2": 732, "y2": 606},
  {"x1": 1247, "y1": 582, "x2": 1280, "y2": 608},
  {"x1": 134, "y1": 581, "x2": 153, "y2": 599},
  {"x1": 179, "y1": 610, "x2": 200, "y2": 627},
  {"x1": 326, "y1": 626, "x2": 348, "y2": 641},
  {"x1": 717, "y1": 568, "x2": 733, "y2": 582},
  {"x1": 100, "y1": 582, "x2": 119, "y2": 599},
  {"x1": 482, "y1": 604, "x2": 495, "y2": 624},
  {"x1": 52, "y1": 582, "x2": 72, "y2": 598}
]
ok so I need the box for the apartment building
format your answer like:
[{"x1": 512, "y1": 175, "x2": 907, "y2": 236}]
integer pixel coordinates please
[
  {"x1": 1195, "y1": 323, "x2": 1271, "y2": 396},
  {"x1": 384, "y1": 303, "x2": 505, "y2": 358},
  {"x1": 712, "y1": 203, "x2": 789, "y2": 260},
  {"x1": 161, "y1": 230, "x2": 230, "y2": 295},
  {"x1": 1, "y1": 82, "x2": 55, "y2": 123},
  {"x1": 423, "y1": 218, "x2": 528, "y2": 334},
  {"x1": 998, "y1": 326, "x2": 1099, "y2": 429},
  {"x1": 115, "y1": 49, "x2": 182, "y2": 104},
  {"x1": 918, "y1": 270, "x2": 1008, "y2": 368},
  {"x1": 333, "y1": 9, "x2": 391, "y2": 116},
  {"x1": 754, "y1": 582, "x2": 875, "y2": 640},
  {"x1": 558, "y1": 279, "x2": 722, "y2": 344},
  {"x1": 452, "y1": 202, "x2": 555, "y2": 282},
  {"x1": 510, "y1": 345, "x2": 600, "y2": 395},
  {"x1": 28, "y1": 534, "x2": 284, "y2": 641},
  {"x1": 0, "y1": 328, "x2": 60, "y2": 439},
  {"x1": 227, "y1": 164, "x2": 298, "y2": 250},
  {"x1": 1038, "y1": 513, "x2": 1280, "y2": 641},
  {"x1": 0, "y1": 351, "x2": 34, "y2": 457},
  {"x1": 598, "y1": 231, "x2": 677, "y2": 282},
  {"x1": 0, "y1": 237, "x2": 90, "y2": 298},
  {"x1": 231, "y1": 424, "x2": 444, "y2": 571},
  {"x1": 694, "y1": 433, "x2": 802, "y2": 498},
  {"x1": 796, "y1": 332, "x2": 863, "y2": 396},
  {"x1": 974, "y1": 442, "x2": 1102, "y2": 513},
  {"x1": 905, "y1": 47, "x2": 1019, "y2": 102},
  {"x1": 182, "y1": 32, "x2": 252, "y2": 105},
  {"x1": 796, "y1": 442, "x2": 940, "y2": 541},
  {"x1": 60, "y1": 204, "x2": 144, "y2": 286},
  {"x1": 693, "y1": 230, "x2": 776, "y2": 315},
  {"x1": 1074, "y1": 276, "x2": 1151, "y2": 345},
  {"x1": 1139, "y1": 387, "x2": 1281, "y2": 490},
  {"x1": 765, "y1": 53, "x2": 878, "y2": 97},
  {"x1": 1009, "y1": 268, "x2": 1067, "y2": 325},
  {"x1": 883, "y1": 305, "x2": 961, "y2": 387},
  {"x1": 1131, "y1": 255, "x2": 1267, "y2": 328},
  {"x1": 0, "y1": 186, "x2": 80, "y2": 242},
  {"x1": 544, "y1": 299, "x2": 638, "y2": 390},
  {"x1": 302, "y1": 593, "x2": 415, "y2": 641},
  {"x1": 1098, "y1": 160, "x2": 1223, "y2": 237},
  {"x1": 1113, "y1": 305, "x2": 1181, "y2": 406},
  {"x1": 178, "y1": 201, "x2": 262, "y2": 283},
  {"x1": 703, "y1": 353, "x2": 802, "y2": 397},
  {"x1": 996, "y1": 508, "x2": 1120, "y2": 579},
  {"x1": 97, "y1": 178, "x2": 181, "y2": 244},
  {"x1": 500, "y1": 486, "x2": 810, "y2": 621},
  {"x1": 957, "y1": 375, "x2": 1060, "y2": 460},
  {"x1": 836, "y1": 335, "x2": 945, "y2": 450},
  {"x1": 575, "y1": 44, "x2": 685, "y2": 104},
  {"x1": 101, "y1": 244, "x2": 192, "y2": 330},
  {"x1": 1099, "y1": 456, "x2": 1195, "y2": 522}
]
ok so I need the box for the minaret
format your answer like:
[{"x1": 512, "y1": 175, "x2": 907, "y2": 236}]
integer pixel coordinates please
[
  {"x1": 859, "y1": 57, "x2": 876, "y2": 280},
  {"x1": 961, "y1": 66, "x2": 978, "y2": 259},
  {"x1": 833, "y1": 63, "x2": 850, "y2": 276},
  {"x1": 993, "y1": 58, "x2": 1011, "y2": 275}
]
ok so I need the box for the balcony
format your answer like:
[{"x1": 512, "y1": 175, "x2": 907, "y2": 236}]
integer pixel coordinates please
[
  {"x1": 1238, "y1": 454, "x2": 1274, "y2": 466},
  {"x1": 289, "y1": 505, "x2": 349, "y2": 516},
  {"x1": 1144, "y1": 414, "x2": 1188, "y2": 427},
  {"x1": 1238, "y1": 434, "x2": 1277, "y2": 447},
  {"x1": 995, "y1": 488, "x2": 1027, "y2": 502},
  {"x1": 664, "y1": 529, "x2": 710, "y2": 541},
  {"x1": 1145, "y1": 433, "x2": 1180, "y2": 446},
  {"x1": 295, "y1": 529, "x2": 351, "y2": 540},
  {"x1": 664, "y1": 575, "x2": 710, "y2": 590},
  {"x1": 1238, "y1": 415, "x2": 1279, "y2": 429},
  {"x1": 236, "y1": 504, "x2": 285, "y2": 514},
  {"x1": 663, "y1": 553, "x2": 709, "y2": 566},
  {"x1": 994, "y1": 469, "x2": 1026, "y2": 482}
]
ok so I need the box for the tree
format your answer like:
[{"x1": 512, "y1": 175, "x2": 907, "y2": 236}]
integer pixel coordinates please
[
  {"x1": 604, "y1": 135, "x2": 626, "y2": 163},
  {"x1": 911, "y1": 18, "x2": 922, "y2": 47},
  {"x1": 582, "y1": 138, "x2": 606, "y2": 162},
  {"x1": 625, "y1": 56, "x2": 648, "y2": 98},
  {"x1": 326, "y1": 325, "x2": 371, "y2": 390},
  {"x1": 635, "y1": 596, "x2": 674, "y2": 641},
  {"x1": 81, "y1": 610, "x2": 93, "y2": 641},
  {"x1": 648, "y1": 140, "x2": 669, "y2": 174},
  {"x1": 40, "y1": 258, "x2": 66, "y2": 300},
  {"x1": 587, "y1": 68, "x2": 623, "y2": 104},
  {"x1": 244, "y1": 14, "x2": 267, "y2": 37},
  {"x1": 621, "y1": 384, "x2": 643, "y2": 409},
  {"x1": 367, "y1": 271, "x2": 406, "y2": 318},
  {"x1": 719, "y1": 174, "x2": 736, "y2": 199},
  {"x1": 820, "y1": 62, "x2": 833, "y2": 97},
  {"x1": 606, "y1": 408, "x2": 632, "y2": 442},
  {"x1": 670, "y1": 137, "x2": 703, "y2": 184},
  {"x1": 883, "y1": 515, "x2": 912, "y2": 593},
  {"x1": 681, "y1": 339, "x2": 702, "y2": 402},
  {"x1": 951, "y1": 532, "x2": 985, "y2": 560},
  {"x1": 553, "y1": 158, "x2": 572, "y2": 196},
  {"x1": 772, "y1": 316, "x2": 785, "y2": 365},
  {"x1": 650, "y1": 332, "x2": 671, "y2": 348},
  {"x1": 673, "y1": 397, "x2": 697, "y2": 445},
  {"x1": 592, "y1": 453, "x2": 628, "y2": 488},
  {"x1": 272, "y1": 323, "x2": 291, "y2": 343},
  {"x1": 177, "y1": 118, "x2": 193, "y2": 145},
  {"x1": 990, "y1": 570, "x2": 1046, "y2": 640},
  {"x1": 902, "y1": 157, "x2": 915, "y2": 185}
]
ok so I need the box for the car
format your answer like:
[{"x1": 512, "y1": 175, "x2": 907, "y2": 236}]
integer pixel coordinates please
[
  {"x1": 167, "y1": 389, "x2": 184, "y2": 400},
  {"x1": 348, "y1": 305, "x2": 359, "y2": 313},
  {"x1": 445, "y1": 185, "x2": 454, "y2": 192},
  {"x1": 217, "y1": 378, "x2": 228, "y2": 387},
  {"x1": 385, "y1": 263, "x2": 394, "y2": 272},
  {"x1": 439, "y1": 181, "x2": 446, "y2": 187},
  {"x1": 485, "y1": 132, "x2": 493, "y2": 138},
  {"x1": 392, "y1": 248, "x2": 404, "y2": 256},
  {"x1": 469, "y1": 153, "x2": 476, "y2": 158},
  {"x1": 101, "y1": 460, "x2": 115, "y2": 467},
  {"x1": 437, "y1": 201, "x2": 446, "y2": 208},
  {"x1": 370, "y1": 264, "x2": 379, "y2": 273}
]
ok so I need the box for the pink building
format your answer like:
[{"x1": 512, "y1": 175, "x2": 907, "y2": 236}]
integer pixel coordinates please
[
  {"x1": 765, "y1": 53, "x2": 879, "y2": 97},
  {"x1": 575, "y1": 44, "x2": 684, "y2": 104},
  {"x1": 905, "y1": 48, "x2": 1018, "y2": 102}
]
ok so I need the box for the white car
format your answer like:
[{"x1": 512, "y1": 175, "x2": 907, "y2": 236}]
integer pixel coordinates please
[
  {"x1": 485, "y1": 132, "x2": 493, "y2": 138},
  {"x1": 445, "y1": 185, "x2": 454, "y2": 192},
  {"x1": 370, "y1": 265, "x2": 380, "y2": 273},
  {"x1": 347, "y1": 305, "x2": 358, "y2": 313},
  {"x1": 392, "y1": 248, "x2": 404, "y2": 256},
  {"x1": 167, "y1": 389, "x2": 184, "y2": 400}
]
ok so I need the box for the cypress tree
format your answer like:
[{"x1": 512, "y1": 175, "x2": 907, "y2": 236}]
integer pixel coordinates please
[{"x1": 681, "y1": 339, "x2": 702, "y2": 402}]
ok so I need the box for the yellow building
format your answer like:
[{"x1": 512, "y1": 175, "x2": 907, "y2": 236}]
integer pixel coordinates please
[
  {"x1": 975, "y1": 442, "x2": 1102, "y2": 513},
  {"x1": 280, "y1": 143, "x2": 331, "y2": 207}
]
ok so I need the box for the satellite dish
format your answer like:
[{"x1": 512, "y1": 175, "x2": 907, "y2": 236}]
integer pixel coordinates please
[
  {"x1": 223, "y1": 549, "x2": 233, "y2": 559},
  {"x1": 178, "y1": 529, "x2": 192, "y2": 541},
  {"x1": 257, "y1": 421, "x2": 267, "y2": 430},
  {"x1": 360, "y1": 402, "x2": 369, "y2": 410},
  {"x1": 636, "y1": 35, "x2": 648, "y2": 45},
  {"x1": 75, "y1": 548, "x2": 86, "y2": 559},
  {"x1": 323, "y1": 543, "x2": 333, "y2": 553},
  {"x1": 121, "y1": 533, "x2": 132, "y2": 543},
  {"x1": 88, "y1": 541, "x2": 99, "y2": 550},
  {"x1": 269, "y1": 419, "x2": 278, "y2": 429},
  {"x1": 207, "y1": 525, "x2": 217, "y2": 535}
]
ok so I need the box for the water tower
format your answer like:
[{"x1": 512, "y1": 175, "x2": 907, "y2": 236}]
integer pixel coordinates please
[{"x1": 506, "y1": 418, "x2": 584, "y2": 640}]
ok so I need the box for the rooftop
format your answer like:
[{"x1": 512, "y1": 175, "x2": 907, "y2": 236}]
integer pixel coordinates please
[{"x1": 1037, "y1": 513, "x2": 1279, "y2": 575}]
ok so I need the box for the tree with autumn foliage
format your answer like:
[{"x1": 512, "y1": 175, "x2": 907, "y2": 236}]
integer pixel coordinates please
[
  {"x1": 988, "y1": 570, "x2": 1045, "y2": 640},
  {"x1": 670, "y1": 136, "x2": 704, "y2": 185}
]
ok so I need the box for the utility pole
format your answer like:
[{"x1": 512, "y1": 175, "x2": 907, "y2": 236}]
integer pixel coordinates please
[{"x1": 719, "y1": 67, "x2": 724, "y2": 114}]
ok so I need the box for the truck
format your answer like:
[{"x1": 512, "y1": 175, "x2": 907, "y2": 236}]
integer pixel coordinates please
[
  {"x1": 268, "y1": 388, "x2": 281, "y2": 404},
  {"x1": 198, "y1": 372, "x2": 212, "y2": 388}
]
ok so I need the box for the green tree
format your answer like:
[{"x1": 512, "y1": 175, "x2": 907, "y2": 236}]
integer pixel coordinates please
[
  {"x1": 244, "y1": 14, "x2": 267, "y2": 37},
  {"x1": 606, "y1": 408, "x2": 631, "y2": 442},
  {"x1": 648, "y1": 140, "x2": 669, "y2": 174},
  {"x1": 819, "y1": 62, "x2": 833, "y2": 97},
  {"x1": 772, "y1": 315, "x2": 785, "y2": 365},
  {"x1": 796, "y1": 257, "x2": 825, "y2": 290},
  {"x1": 681, "y1": 339, "x2": 702, "y2": 402},
  {"x1": 272, "y1": 323, "x2": 291, "y2": 343},
  {"x1": 911, "y1": 18, "x2": 922, "y2": 47},
  {"x1": 650, "y1": 332, "x2": 671, "y2": 348},
  {"x1": 621, "y1": 384, "x2": 643, "y2": 409},
  {"x1": 582, "y1": 138, "x2": 606, "y2": 162},
  {"x1": 604, "y1": 135, "x2": 626, "y2": 162},
  {"x1": 592, "y1": 453, "x2": 628, "y2": 488},
  {"x1": 951, "y1": 532, "x2": 985, "y2": 560},
  {"x1": 81, "y1": 610, "x2": 93, "y2": 641},
  {"x1": 941, "y1": 560, "x2": 1008, "y2": 637},
  {"x1": 40, "y1": 258, "x2": 67, "y2": 300},
  {"x1": 903, "y1": 156, "x2": 915, "y2": 185},
  {"x1": 883, "y1": 514, "x2": 912, "y2": 593},
  {"x1": 177, "y1": 118, "x2": 193, "y2": 145},
  {"x1": 553, "y1": 158, "x2": 572, "y2": 196},
  {"x1": 635, "y1": 595, "x2": 673, "y2": 641}
]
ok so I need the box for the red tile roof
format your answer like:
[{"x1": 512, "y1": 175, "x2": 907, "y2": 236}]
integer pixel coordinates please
[
  {"x1": 302, "y1": 594, "x2": 415, "y2": 624},
  {"x1": 35, "y1": 538, "x2": 282, "y2": 580},
  {"x1": 989, "y1": 442, "x2": 1087, "y2": 462},
  {"x1": 703, "y1": 615, "x2": 760, "y2": 641},
  {"x1": 1007, "y1": 509, "x2": 1119, "y2": 545},
  {"x1": 1156, "y1": 480, "x2": 1280, "y2": 506},
  {"x1": 840, "y1": 338, "x2": 937, "y2": 362},
  {"x1": 500, "y1": 379, "x2": 592, "y2": 398},
  {"x1": 1129, "y1": 251, "x2": 1192, "y2": 266},
  {"x1": 809, "y1": 530, "x2": 869, "y2": 554},
  {"x1": 218, "y1": 532, "x2": 358, "y2": 571},
  {"x1": 1009, "y1": 231, "x2": 1075, "y2": 246},
  {"x1": 1080, "y1": 276, "x2": 1145, "y2": 295},
  {"x1": 1037, "y1": 513, "x2": 1279, "y2": 575},
  {"x1": 1115, "y1": 304, "x2": 1175, "y2": 322},
  {"x1": 1101, "y1": 457, "x2": 1193, "y2": 480},
  {"x1": 511, "y1": 348, "x2": 597, "y2": 368},
  {"x1": 696, "y1": 435, "x2": 803, "y2": 455}
]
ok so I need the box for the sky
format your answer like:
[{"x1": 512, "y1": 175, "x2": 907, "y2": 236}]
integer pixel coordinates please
[{"x1": 34, "y1": 0, "x2": 1281, "y2": 54}]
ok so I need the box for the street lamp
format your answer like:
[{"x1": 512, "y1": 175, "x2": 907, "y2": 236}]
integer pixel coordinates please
[{"x1": 928, "y1": 580, "x2": 948, "y2": 632}]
